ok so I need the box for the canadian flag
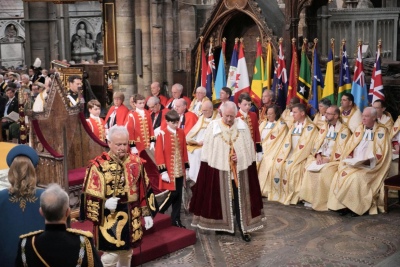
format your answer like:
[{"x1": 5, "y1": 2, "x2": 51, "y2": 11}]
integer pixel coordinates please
[{"x1": 232, "y1": 41, "x2": 250, "y2": 103}]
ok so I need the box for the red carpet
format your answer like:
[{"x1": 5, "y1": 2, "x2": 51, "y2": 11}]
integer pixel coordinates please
[{"x1": 71, "y1": 213, "x2": 196, "y2": 266}]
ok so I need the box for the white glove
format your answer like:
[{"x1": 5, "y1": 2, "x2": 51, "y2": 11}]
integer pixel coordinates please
[
  {"x1": 149, "y1": 142, "x2": 155, "y2": 151},
  {"x1": 144, "y1": 216, "x2": 154, "y2": 230},
  {"x1": 131, "y1": 146, "x2": 138, "y2": 154},
  {"x1": 161, "y1": 172, "x2": 170, "y2": 183},
  {"x1": 256, "y1": 152, "x2": 263, "y2": 163},
  {"x1": 185, "y1": 168, "x2": 190, "y2": 180},
  {"x1": 105, "y1": 197, "x2": 120, "y2": 211}
]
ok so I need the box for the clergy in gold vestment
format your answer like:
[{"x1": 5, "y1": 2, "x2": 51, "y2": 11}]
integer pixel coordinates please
[
  {"x1": 327, "y1": 107, "x2": 391, "y2": 216},
  {"x1": 373, "y1": 100, "x2": 394, "y2": 132},
  {"x1": 339, "y1": 93, "x2": 362, "y2": 133},
  {"x1": 300, "y1": 106, "x2": 351, "y2": 211},
  {"x1": 188, "y1": 86, "x2": 210, "y2": 117},
  {"x1": 186, "y1": 101, "x2": 220, "y2": 182},
  {"x1": 258, "y1": 105, "x2": 288, "y2": 197},
  {"x1": 389, "y1": 116, "x2": 400, "y2": 177},
  {"x1": 281, "y1": 97, "x2": 300, "y2": 129},
  {"x1": 313, "y1": 98, "x2": 331, "y2": 130},
  {"x1": 267, "y1": 103, "x2": 318, "y2": 204}
]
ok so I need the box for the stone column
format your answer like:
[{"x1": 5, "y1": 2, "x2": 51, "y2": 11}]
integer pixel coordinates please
[
  {"x1": 320, "y1": 5, "x2": 329, "y2": 57},
  {"x1": 178, "y1": 2, "x2": 196, "y2": 95},
  {"x1": 151, "y1": 0, "x2": 164, "y2": 85},
  {"x1": 115, "y1": 0, "x2": 136, "y2": 104},
  {"x1": 24, "y1": 2, "x2": 57, "y2": 69},
  {"x1": 140, "y1": 0, "x2": 151, "y2": 96},
  {"x1": 165, "y1": 0, "x2": 174, "y2": 90}
]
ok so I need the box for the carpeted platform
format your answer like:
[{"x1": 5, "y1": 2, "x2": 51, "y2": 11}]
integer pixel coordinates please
[
  {"x1": 0, "y1": 142, "x2": 16, "y2": 170},
  {"x1": 71, "y1": 213, "x2": 196, "y2": 266}
]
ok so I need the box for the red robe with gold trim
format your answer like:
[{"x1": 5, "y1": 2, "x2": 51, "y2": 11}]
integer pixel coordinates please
[
  {"x1": 155, "y1": 128, "x2": 189, "y2": 191},
  {"x1": 124, "y1": 109, "x2": 155, "y2": 153},
  {"x1": 86, "y1": 116, "x2": 106, "y2": 141},
  {"x1": 160, "y1": 111, "x2": 198, "y2": 135}
]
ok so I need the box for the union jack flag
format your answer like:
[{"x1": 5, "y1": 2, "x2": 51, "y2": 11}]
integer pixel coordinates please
[
  {"x1": 369, "y1": 42, "x2": 384, "y2": 103},
  {"x1": 272, "y1": 40, "x2": 287, "y2": 109}
]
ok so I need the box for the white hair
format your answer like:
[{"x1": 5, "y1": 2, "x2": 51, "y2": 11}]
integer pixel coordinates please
[
  {"x1": 221, "y1": 101, "x2": 238, "y2": 116},
  {"x1": 107, "y1": 125, "x2": 129, "y2": 142},
  {"x1": 172, "y1": 83, "x2": 183, "y2": 92},
  {"x1": 147, "y1": 96, "x2": 160, "y2": 106},
  {"x1": 196, "y1": 86, "x2": 206, "y2": 94}
]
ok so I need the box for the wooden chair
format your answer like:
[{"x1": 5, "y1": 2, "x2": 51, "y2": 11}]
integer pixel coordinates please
[{"x1": 384, "y1": 156, "x2": 400, "y2": 212}]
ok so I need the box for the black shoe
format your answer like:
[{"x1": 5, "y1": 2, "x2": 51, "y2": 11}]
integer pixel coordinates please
[
  {"x1": 338, "y1": 208, "x2": 349, "y2": 216},
  {"x1": 241, "y1": 233, "x2": 251, "y2": 242},
  {"x1": 173, "y1": 221, "x2": 186, "y2": 228}
]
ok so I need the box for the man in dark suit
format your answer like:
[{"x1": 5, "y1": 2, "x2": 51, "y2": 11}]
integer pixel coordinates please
[
  {"x1": 1, "y1": 86, "x2": 19, "y2": 140},
  {"x1": 15, "y1": 184, "x2": 103, "y2": 267}
]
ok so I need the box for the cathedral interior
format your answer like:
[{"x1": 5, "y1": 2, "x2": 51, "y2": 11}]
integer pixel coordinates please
[{"x1": 1, "y1": 0, "x2": 400, "y2": 266}]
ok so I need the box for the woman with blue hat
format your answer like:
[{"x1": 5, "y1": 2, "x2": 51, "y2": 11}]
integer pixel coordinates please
[{"x1": 0, "y1": 145, "x2": 45, "y2": 267}]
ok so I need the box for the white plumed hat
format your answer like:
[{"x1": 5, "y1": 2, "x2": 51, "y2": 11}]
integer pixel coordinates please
[{"x1": 33, "y1": 57, "x2": 41, "y2": 68}]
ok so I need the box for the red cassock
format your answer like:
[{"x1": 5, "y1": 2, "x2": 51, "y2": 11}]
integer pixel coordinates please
[
  {"x1": 145, "y1": 94, "x2": 169, "y2": 107},
  {"x1": 86, "y1": 117, "x2": 106, "y2": 141},
  {"x1": 124, "y1": 110, "x2": 155, "y2": 153},
  {"x1": 155, "y1": 128, "x2": 189, "y2": 191},
  {"x1": 236, "y1": 111, "x2": 261, "y2": 149},
  {"x1": 165, "y1": 96, "x2": 192, "y2": 110},
  {"x1": 104, "y1": 104, "x2": 129, "y2": 127}
]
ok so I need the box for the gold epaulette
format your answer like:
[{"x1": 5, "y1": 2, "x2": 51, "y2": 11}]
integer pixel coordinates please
[
  {"x1": 19, "y1": 230, "x2": 44, "y2": 239},
  {"x1": 67, "y1": 228, "x2": 93, "y2": 238}
]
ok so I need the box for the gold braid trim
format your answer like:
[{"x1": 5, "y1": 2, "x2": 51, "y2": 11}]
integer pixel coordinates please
[
  {"x1": 84, "y1": 237, "x2": 94, "y2": 267},
  {"x1": 32, "y1": 236, "x2": 50, "y2": 267}
]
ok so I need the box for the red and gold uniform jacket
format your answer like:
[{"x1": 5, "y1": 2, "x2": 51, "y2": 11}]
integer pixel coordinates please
[
  {"x1": 80, "y1": 152, "x2": 151, "y2": 251},
  {"x1": 155, "y1": 128, "x2": 189, "y2": 191},
  {"x1": 124, "y1": 110, "x2": 155, "y2": 152},
  {"x1": 86, "y1": 116, "x2": 106, "y2": 141}
]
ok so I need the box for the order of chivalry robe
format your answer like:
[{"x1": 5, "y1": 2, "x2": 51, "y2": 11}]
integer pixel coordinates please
[{"x1": 189, "y1": 118, "x2": 264, "y2": 233}]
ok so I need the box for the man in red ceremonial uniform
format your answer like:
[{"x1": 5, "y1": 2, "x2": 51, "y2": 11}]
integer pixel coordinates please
[
  {"x1": 161, "y1": 98, "x2": 198, "y2": 135},
  {"x1": 165, "y1": 83, "x2": 191, "y2": 109},
  {"x1": 236, "y1": 92, "x2": 262, "y2": 159},
  {"x1": 80, "y1": 126, "x2": 153, "y2": 266},
  {"x1": 124, "y1": 94, "x2": 155, "y2": 154},
  {"x1": 145, "y1": 81, "x2": 168, "y2": 108},
  {"x1": 155, "y1": 110, "x2": 189, "y2": 228}
]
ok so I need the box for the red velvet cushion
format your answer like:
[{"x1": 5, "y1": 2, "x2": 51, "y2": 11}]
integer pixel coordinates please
[
  {"x1": 385, "y1": 175, "x2": 400, "y2": 187},
  {"x1": 68, "y1": 167, "x2": 87, "y2": 186}
]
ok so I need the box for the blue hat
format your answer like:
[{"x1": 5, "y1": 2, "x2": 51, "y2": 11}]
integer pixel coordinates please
[{"x1": 6, "y1": 145, "x2": 39, "y2": 167}]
